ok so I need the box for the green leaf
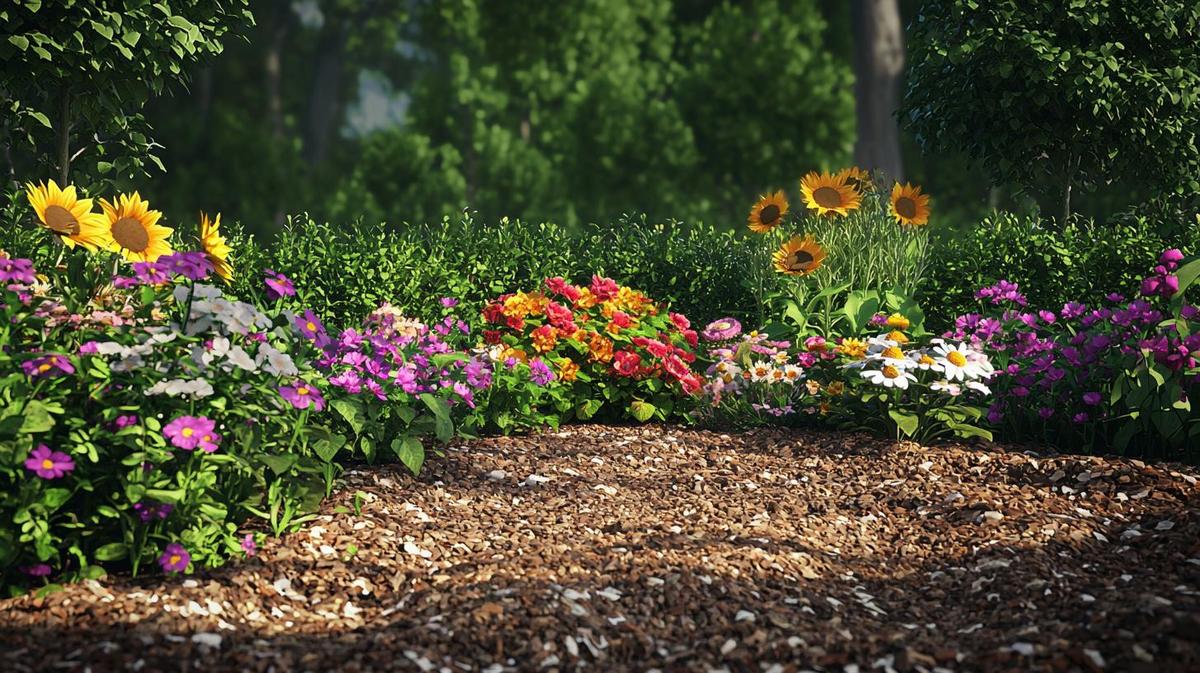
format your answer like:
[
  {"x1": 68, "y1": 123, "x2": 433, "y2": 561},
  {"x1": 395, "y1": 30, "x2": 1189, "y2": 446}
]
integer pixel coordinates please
[
  {"x1": 40, "y1": 488, "x2": 71, "y2": 511},
  {"x1": 93, "y1": 542, "x2": 128, "y2": 561},
  {"x1": 313, "y1": 433, "x2": 347, "y2": 462},
  {"x1": 888, "y1": 409, "x2": 919, "y2": 437},
  {"x1": 391, "y1": 436, "x2": 425, "y2": 475},
  {"x1": 331, "y1": 399, "x2": 365, "y2": 435},
  {"x1": 419, "y1": 393, "x2": 450, "y2": 420},
  {"x1": 260, "y1": 453, "x2": 298, "y2": 476},
  {"x1": 629, "y1": 400, "x2": 656, "y2": 422},
  {"x1": 7, "y1": 35, "x2": 29, "y2": 50},
  {"x1": 576, "y1": 399, "x2": 603, "y2": 420},
  {"x1": 144, "y1": 488, "x2": 185, "y2": 504}
]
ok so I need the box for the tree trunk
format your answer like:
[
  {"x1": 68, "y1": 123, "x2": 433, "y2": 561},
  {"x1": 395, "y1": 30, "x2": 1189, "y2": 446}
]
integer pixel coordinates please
[
  {"x1": 302, "y1": 26, "x2": 348, "y2": 166},
  {"x1": 263, "y1": 2, "x2": 290, "y2": 142},
  {"x1": 851, "y1": 0, "x2": 905, "y2": 180}
]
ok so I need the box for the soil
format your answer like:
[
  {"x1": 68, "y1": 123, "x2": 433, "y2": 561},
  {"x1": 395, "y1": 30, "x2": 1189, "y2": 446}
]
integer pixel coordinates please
[{"x1": 2, "y1": 425, "x2": 1198, "y2": 672}]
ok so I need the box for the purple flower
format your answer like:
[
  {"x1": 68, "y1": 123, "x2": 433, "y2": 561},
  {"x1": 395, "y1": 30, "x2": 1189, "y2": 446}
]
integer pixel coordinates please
[
  {"x1": 241, "y1": 534, "x2": 257, "y2": 557},
  {"x1": 976, "y1": 280, "x2": 1028, "y2": 306},
  {"x1": 279, "y1": 382, "x2": 327, "y2": 411},
  {"x1": 163, "y1": 416, "x2": 217, "y2": 451},
  {"x1": 452, "y1": 381, "x2": 475, "y2": 408},
  {"x1": 986, "y1": 403, "x2": 1004, "y2": 424},
  {"x1": 1160, "y1": 249, "x2": 1185, "y2": 268},
  {"x1": 1106, "y1": 293, "x2": 1126, "y2": 303},
  {"x1": 440, "y1": 297, "x2": 459, "y2": 308},
  {"x1": 157, "y1": 252, "x2": 213, "y2": 281},
  {"x1": 1072, "y1": 412, "x2": 1090, "y2": 424},
  {"x1": 529, "y1": 358, "x2": 555, "y2": 386},
  {"x1": 1082, "y1": 391, "x2": 1102, "y2": 406},
  {"x1": 1038, "y1": 407, "x2": 1054, "y2": 420},
  {"x1": 79, "y1": 341, "x2": 100, "y2": 355},
  {"x1": 22, "y1": 564, "x2": 52, "y2": 577},
  {"x1": 133, "y1": 501, "x2": 174, "y2": 523},
  {"x1": 1061, "y1": 302, "x2": 1087, "y2": 320},
  {"x1": 329, "y1": 370, "x2": 363, "y2": 394},
  {"x1": 701, "y1": 318, "x2": 743, "y2": 342},
  {"x1": 294, "y1": 309, "x2": 331, "y2": 347},
  {"x1": 0, "y1": 256, "x2": 36, "y2": 284},
  {"x1": 21, "y1": 353, "x2": 75, "y2": 379},
  {"x1": 158, "y1": 543, "x2": 190, "y2": 574},
  {"x1": 24, "y1": 444, "x2": 74, "y2": 479},
  {"x1": 113, "y1": 414, "x2": 140, "y2": 430},
  {"x1": 464, "y1": 359, "x2": 493, "y2": 388},
  {"x1": 264, "y1": 270, "x2": 296, "y2": 300}
]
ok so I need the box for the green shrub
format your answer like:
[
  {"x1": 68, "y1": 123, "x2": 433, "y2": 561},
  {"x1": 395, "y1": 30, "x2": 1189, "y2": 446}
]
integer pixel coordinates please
[{"x1": 922, "y1": 212, "x2": 1200, "y2": 329}]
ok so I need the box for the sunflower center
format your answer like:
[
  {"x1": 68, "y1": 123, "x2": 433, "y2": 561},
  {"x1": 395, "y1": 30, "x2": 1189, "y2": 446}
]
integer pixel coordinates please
[
  {"x1": 896, "y1": 197, "x2": 917, "y2": 219},
  {"x1": 44, "y1": 205, "x2": 80, "y2": 235},
  {"x1": 112, "y1": 216, "x2": 150, "y2": 252},
  {"x1": 812, "y1": 186, "x2": 843, "y2": 209},
  {"x1": 759, "y1": 204, "x2": 780, "y2": 226},
  {"x1": 947, "y1": 351, "x2": 967, "y2": 367},
  {"x1": 788, "y1": 250, "x2": 815, "y2": 270}
]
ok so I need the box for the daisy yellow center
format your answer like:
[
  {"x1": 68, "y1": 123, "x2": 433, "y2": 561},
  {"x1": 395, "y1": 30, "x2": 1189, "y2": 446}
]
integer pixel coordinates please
[
  {"x1": 882, "y1": 365, "x2": 901, "y2": 379},
  {"x1": 112, "y1": 216, "x2": 150, "y2": 252},
  {"x1": 920, "y1": 355, "x2": 936, "y2": 365},
  {"x1": 812, "y1": 186, "x2": 843, "y2": 208},
  {"x1": 44, "y1": 205, "x2": 80, "y2": 235},
  {"x1": 169, "y1": 554, "x2": 181, "y2": 565},
  {"x1": 881, "y1": 346, "x2": 904, "y2": 360},
  {"x1": 182, "y1": 428, "x2": 194, "y2": 437},
  {"x1": 41, "y1": 459, "x2": 54, "y2": 469},
  {"x1": 895, "y1": 197, "x2": 918, "y2": 219},
  {"x1": 947, "y1": 351, "x2": 967, "y2": 367},
  {"x1": 759, "y1": 204, "x2": 780, "y2": 226}
]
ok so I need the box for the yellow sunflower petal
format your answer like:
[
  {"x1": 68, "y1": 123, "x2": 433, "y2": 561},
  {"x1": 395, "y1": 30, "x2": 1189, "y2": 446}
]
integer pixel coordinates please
[
  {"x1": 800, "y1": 171, "x2": 861, "y2": 217},
  {"x1": 890, "y1": 182, "x2": 931, "y2": 227},
  {"x1": 772, "y1": 235, "x2": 827, "y2": 276},
  {"x1": 747, "y1": 190, "x2": 789, "y2": 233}
]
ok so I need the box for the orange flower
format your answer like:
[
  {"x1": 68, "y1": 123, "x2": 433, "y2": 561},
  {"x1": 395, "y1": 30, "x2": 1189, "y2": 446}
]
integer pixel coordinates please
[
  {"x1": 501, "y1": 347, "x2": 528, "y2": 363},
  {"x1": 556, "y1": 358, "x2": 580, "y2": 382},
  {"x1": 587, "y1": 332, "x2": 614, "y2": 363},
  {"x1": 574, "y1": 287, "x2": 598, "y2": 310}
]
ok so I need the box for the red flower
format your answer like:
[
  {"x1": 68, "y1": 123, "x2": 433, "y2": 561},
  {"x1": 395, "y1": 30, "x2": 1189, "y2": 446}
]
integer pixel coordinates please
[
  {"x1": 545, "y1": 301, "x2": 575, "y2": 329},
  {"x1": 682, "y1": 329, "x2": 699, "y2": 348},
  {"x1": 669, "y1": 312, "x2": 690, "y2": 331},
  {"x1": 483, "y1": 303, "x2": 506, "y2": 324},
  {"x1": 590, "y1": 275, "x2": 620, "y2": 301},
  {"x1": 610, "y1": 310, "x2": 633, "y2": 329},
  {"x1": 642, "y1": 338, "x2": 670, "y2": 358},
  {"x1": 505, "y1": 315, "x2": 525, "y2": 330},
  {"x1": 483, "y1": 330, "x2": 503, "y2": 345},
  {"x1": 545, "y1": 276, "x2": 582, "y2": 302},
  {"x1": 613, "y1": 350, "x2": 641, "y2": 377},
  {"x1": 662, "y1": 353, "x2": 691, "y2": 380},
  {"x1": 679, "y1": 373, "x2": 702, "y2": 395}
]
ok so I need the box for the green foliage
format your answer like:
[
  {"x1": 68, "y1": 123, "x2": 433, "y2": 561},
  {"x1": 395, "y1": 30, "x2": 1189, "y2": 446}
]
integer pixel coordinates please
[
  {"x1": 229, "y1": 214, "x2": 766, "y2": 331},
  {"x1": 922, "y1": 212, "x2": 1200, "y2": 329},
  {"x1": 0, "y1": 0, "x2": 253, "y2": 187},
  {"x1": 903, "y1": 0, "x2": 1200, "y2": 216}
]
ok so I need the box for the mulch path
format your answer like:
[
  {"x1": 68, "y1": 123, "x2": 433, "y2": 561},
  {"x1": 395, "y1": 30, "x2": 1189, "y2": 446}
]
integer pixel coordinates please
[{"x1": 2, "y1": 425, "x2": 1199, "y2": 673}]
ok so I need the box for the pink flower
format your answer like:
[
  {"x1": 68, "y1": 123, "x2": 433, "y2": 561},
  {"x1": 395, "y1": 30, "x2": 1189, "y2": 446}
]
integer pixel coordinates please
[
  {"x1": 22, "y1": 563, "x2": 52, "y2": 577},
  {"x1": 264, "y1": 269, "x2": 296, "y2": 300},
  {"x1": 163, "y1": 416, "x2": 217, "y2": 451},
  {"x1": 21, "y1": 354, "x2": 75, "y2": 379},
  {"x1": 590, "y1": 275, "x2": 619, "y2": 301},
  {"x1": 669, "y1": 313, "x2": 690, "y2": 331},
  {"x1": 158, "y1": 543, "x2": 190, "y2": 574},
  {"x1": 24, "y1": 444, "x2": 74, "y2": 479},
  {"x1": 241, "y1": 534, "x2": 257, "y2": 557},
  {"x1": 613, "y1": 351, "x2": 641, "y2": 377},
  {"x1": 545, "y1": 276, "x2": 581, "y2": 302},
  {"x1": 279, "y1": 382, "x2": 327, "y2": 411}
]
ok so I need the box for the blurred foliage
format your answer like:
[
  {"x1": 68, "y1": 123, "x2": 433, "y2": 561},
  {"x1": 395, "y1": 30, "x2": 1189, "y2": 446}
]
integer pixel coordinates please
[
  {"x1": 903, "y1": 0, "x2": 1200, "y2": 220},
  {"x1": 922, "y1": 211, "x2": 1200, "y2": 330},
  {"x1": 0, "y1": 0, "x2": 252, "y2": 191}
]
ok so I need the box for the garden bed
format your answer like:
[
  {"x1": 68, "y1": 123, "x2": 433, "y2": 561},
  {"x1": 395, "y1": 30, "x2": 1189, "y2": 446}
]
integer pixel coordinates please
[{"x1": 2, "y1": 425, "x2": 1198, "y2": 672}]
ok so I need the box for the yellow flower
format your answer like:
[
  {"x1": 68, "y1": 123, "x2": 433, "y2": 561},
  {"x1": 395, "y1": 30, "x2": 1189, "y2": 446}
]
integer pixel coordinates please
[
  {"x1": 574, "y1": 287, "x2": 598, "y2": 310},
  {"x1": 199, "y1": 212, "x2": 233, "y2": 281},
  {"x1": 838, "y1": 338, "x2": 867, "y2": 359},
  {"x1": 886, "y1": 313, "x2": 910, "y2": 330},
  {"x1": 835, "y1": 166, "x2": 873, "y2": 193},
  {"x1": 800, "y1": 171, "x2": 861, "y2": 217},
  {"x1": 887, "y1": 330, "x2": 909, "y2": 344},
  {"x1": 890, "y1": 182, "x2": 931, "y2": 227},
  {"x1": 98, "y1": 192, "x2": 173, "y2": 262},
  {"x1": 772, "y1": 236, "x2": 826, "y2": 276},
  {"x1": 25, "y1": 180, "x2": 108, "y2": 250},
  {"x1": 556, "y1": 358, "x2": 580, "y2": 382},
  {"x1": 826, "y1": 381, "x2": 845, "y2": 396},
  {"x1": 501, "y1": 347, "x2": 528, "y2": 363},
  {"x1": 747, "y1": 190, "x2": 789, "y2": 233}
]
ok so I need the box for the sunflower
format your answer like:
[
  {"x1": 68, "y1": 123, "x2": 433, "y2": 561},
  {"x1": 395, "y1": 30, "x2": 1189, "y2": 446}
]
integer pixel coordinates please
[
  {"x1": 747, "y1": 190, "x2": 789, "y2": 233},
  {"x1": 24, "y1": 180, "x2": 108, "y2": 250},
  {"x1": 800, "y1": 171, "x2": 861, "y2": 217},
  {"x1": 835, "y1": 166, "x2": 873, "y2": 194},
  {"x1": 890, "y1": 182, "x2": 931, "y2": 227},
  {"x1": 98, "y1": 192, "x2": 174, "y2": 262},
  {"x1": 199, "y1": 212, "x2": 233, "y2": 281},
  {"x1": 772, "y1": 236, "x2": 826, "y2": 276}
]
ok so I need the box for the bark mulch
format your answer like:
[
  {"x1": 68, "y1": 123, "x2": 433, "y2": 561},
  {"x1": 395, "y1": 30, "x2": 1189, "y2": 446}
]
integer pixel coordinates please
[{"x1": 2, "y1": 425, "x2": 1199, "y2": 673}]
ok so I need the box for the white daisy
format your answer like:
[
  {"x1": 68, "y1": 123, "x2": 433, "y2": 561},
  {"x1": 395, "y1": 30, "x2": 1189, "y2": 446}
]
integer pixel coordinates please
[
  {"x1": 861, "y1": 365, "x2": 916, "y2": 389},
  {"x1": 932, "y1": 342, "x2": 988, "y2": 381},
  {"x1": 930, "y1": 379, "x2": 961, "y2": 396}
]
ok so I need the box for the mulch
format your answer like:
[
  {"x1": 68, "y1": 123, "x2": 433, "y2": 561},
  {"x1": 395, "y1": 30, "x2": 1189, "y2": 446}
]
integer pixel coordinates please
[{"x1": 2, "y1": 425, "x2": 1199, "y2": 673}]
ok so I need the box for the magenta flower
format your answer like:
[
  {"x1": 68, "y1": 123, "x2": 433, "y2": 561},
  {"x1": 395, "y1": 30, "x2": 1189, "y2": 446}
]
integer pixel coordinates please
[
  {"x1": 0, "y1": 256, "x2": 36, "y2": 284},
  {"x1": 21, "y1": 354, "x2": 75, "y2": 379},
  {"x1": 163, "y1": 415, "x2": 217, "y2": 451},
  {"x1": 701, "y1": 317, "x2": 742, "y2": 342},
  {"x1": 241, "y1": 534, "x2": 257, "y2": 557},
  {"x1": 22, "y1": 564, "x2": 52, "y2": 577},
  {"x1": 294, "y1": 309, "x2": 330, "y2": 347},
  {"x1": 264, "y1": 270, "x2": 296, "y2": 300},
  {"x1": 1082, "y1": 391, "x2": 1102, "y2": 406},
  {"x1": 24, "y1": 444, "x2": 75, "y2": 479},
  {"x1": 158, "y1": 543, "x2": 190, "y2": 574},
  {"x1": 440, "y1": 297, "x2": 459, "y2": 308},
  {"x1": 279, "y1": 382, "x2": 327, "y2": 411},
  {"x1": 529, "y1": 358, "x2": 555, "y2": 386},
  {"x1": 157, "y1": 252, "x2": 213, "y2": 281}
]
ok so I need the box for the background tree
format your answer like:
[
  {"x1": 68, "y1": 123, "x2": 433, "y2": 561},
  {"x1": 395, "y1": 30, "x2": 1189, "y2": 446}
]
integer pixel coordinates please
[
  {"x1": 0, "y1": 0, "x2": 253, "y2": 189},
  {"x1": 851, "y1": 0, "x2": 905, "y2": 180},
  {"x1": 902, "y1": 0, "x2": 1200, "y2": 223}
]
